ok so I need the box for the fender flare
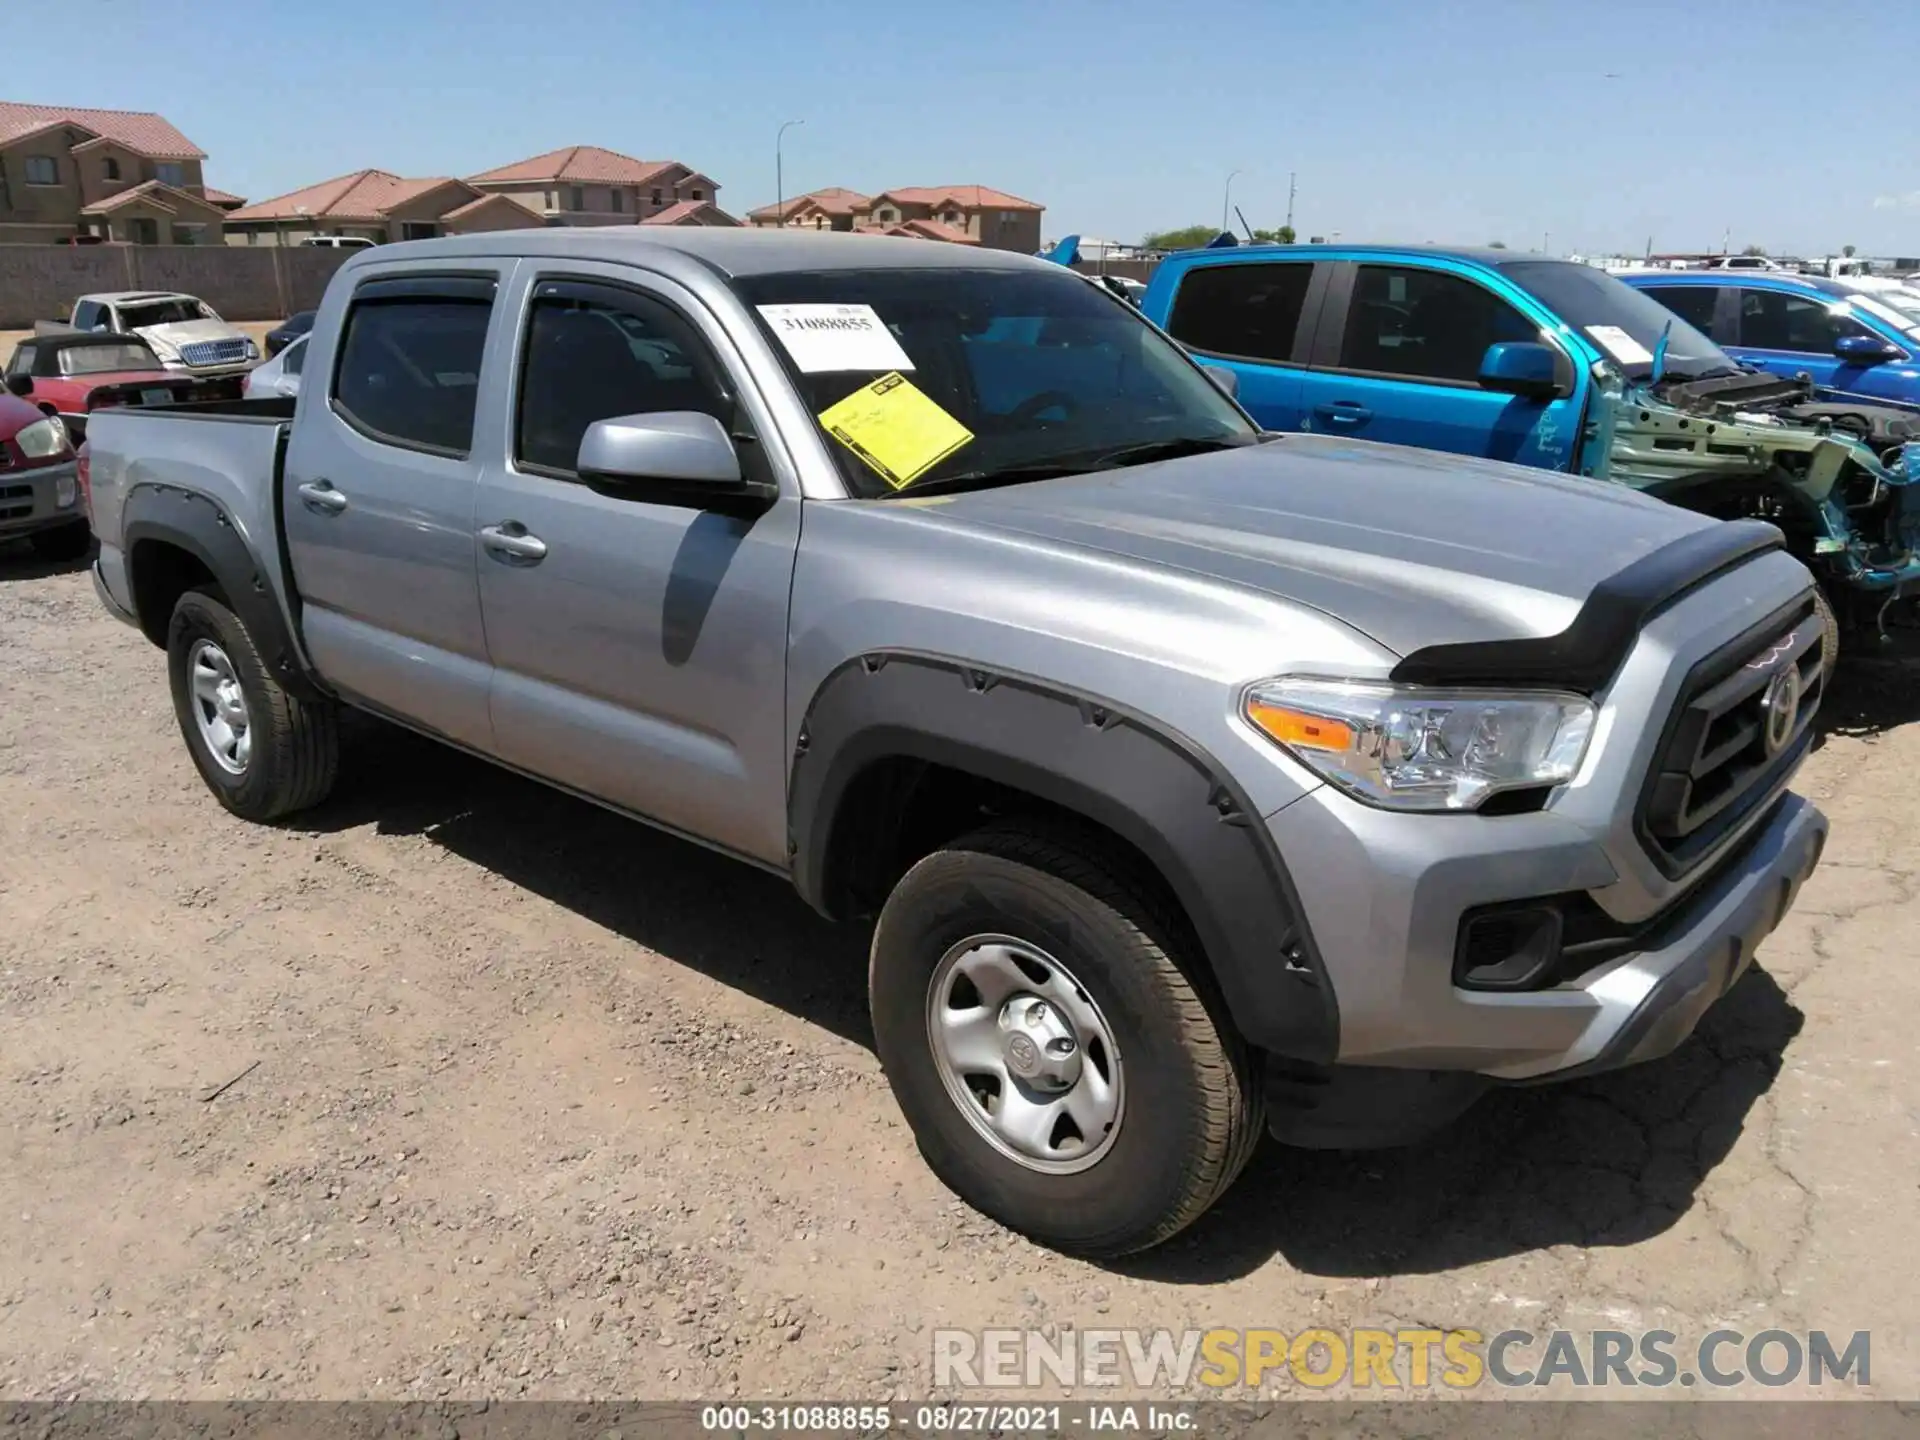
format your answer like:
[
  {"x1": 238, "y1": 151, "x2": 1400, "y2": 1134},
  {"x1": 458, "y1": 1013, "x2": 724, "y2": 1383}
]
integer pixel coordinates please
[
  {"x1": 121, "y1": 483, "x2": 327, "y2": 703},
  {"x1": 788, "y1": 650, "x2": 1339, "y2": 1063}
]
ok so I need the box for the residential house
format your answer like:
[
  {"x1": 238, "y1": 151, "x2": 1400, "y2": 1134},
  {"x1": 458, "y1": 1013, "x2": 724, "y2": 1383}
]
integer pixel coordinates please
[
  {"x1": 747, "y1": 188, "x2": 871, "y2": 233},
  {"x1": 640, "y1": 200, "x2": 739, "y2": 228},
  {"x1": 222, "y1": 171, "x2": 541, "y2": 246},
  {"x1": 0, "y1": 100, "x2": 242, "y2": 244},
  {"x1": 748, "y1": 185, "x2": 1043, "y2": 252},
  {"x1": 466, "y1": 146, "x2": 726, "y2": 226}
]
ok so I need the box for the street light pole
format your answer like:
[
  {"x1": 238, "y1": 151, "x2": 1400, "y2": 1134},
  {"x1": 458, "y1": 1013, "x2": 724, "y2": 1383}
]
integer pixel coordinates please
[
  {"x1": 1222, "y1": 169, "x2": 1242, "y2": 235},
  {"x1": 776, "y1": 119, "x2": 804, "y2": 228}
]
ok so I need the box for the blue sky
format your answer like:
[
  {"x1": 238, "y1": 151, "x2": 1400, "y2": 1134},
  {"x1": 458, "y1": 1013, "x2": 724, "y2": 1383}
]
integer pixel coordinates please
[{"x1": 30, "y1": 0, "x2": 1920, "y2": 256}]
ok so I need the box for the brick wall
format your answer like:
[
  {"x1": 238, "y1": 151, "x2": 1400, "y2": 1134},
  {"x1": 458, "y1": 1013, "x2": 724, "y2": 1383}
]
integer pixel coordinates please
[{"x1": 0, "y1": 245, "x2": 357, "y2": 327}]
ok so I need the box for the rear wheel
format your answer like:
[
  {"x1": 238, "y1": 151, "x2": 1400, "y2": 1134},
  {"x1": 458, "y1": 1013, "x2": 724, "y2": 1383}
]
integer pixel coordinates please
[
  {"x1": 869, "y1": 821, "x2": 1261, "y2": 1256},
  {"x1": 167, "y1": 586, "x2": 338, "y2": 822},
  {"x1": 28, "y1": 520, "x2": 91, "y2": 562}
]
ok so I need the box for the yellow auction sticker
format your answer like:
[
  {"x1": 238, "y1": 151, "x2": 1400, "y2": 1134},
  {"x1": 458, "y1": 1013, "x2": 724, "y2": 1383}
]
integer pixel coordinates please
[{"x1": 818, "y1": 373, "x2": 974, "y2": 490}]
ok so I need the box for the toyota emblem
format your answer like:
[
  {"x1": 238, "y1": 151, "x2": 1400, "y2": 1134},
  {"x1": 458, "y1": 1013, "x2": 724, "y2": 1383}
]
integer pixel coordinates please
[{"x1": 1760, "y1": 663, "x2": 1802, "y2": 757}]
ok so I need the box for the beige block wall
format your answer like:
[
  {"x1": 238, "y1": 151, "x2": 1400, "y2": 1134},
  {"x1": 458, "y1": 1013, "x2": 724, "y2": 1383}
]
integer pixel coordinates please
[{"x1": 0, "y1": 244, "x2": 357, "y2": 326}]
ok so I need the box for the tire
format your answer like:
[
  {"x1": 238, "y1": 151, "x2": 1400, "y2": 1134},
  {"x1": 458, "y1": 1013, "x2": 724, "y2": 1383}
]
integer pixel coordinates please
[
  {"x1": 869, "y1": 821, "x2": 1262, "y2": 1257},
  {"x1": 167, "y1": 585, "x2": 338, "y2": 822},
  {"x1": 1813, "y1": 585, "x2": 1840, "y2": 682},
  {"x1": 27, "y1": 520, "x2": 91, "y2": 562}
]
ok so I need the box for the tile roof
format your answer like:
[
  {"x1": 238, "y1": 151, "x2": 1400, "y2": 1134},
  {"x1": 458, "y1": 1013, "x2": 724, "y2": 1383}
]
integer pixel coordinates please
[
  {"x1": 871, "y1": 185, "x2": 1042, "y2": 211},
  {"x1": 441, "y1": 193, "x2": 542, "y2": 222},
  {"x1": 641, "y1": 199, "x2": 738, "y2": 227},
  {"x1": 80, "y1": 180, "x2": 225, "y2": 218},
  {"x1": 0, "y1": 100, "x2": 205, "y2": 159},
  {"x1": 749, "y1": 187, "x2": 871, "y2": 221},
  {"x1": 468, "y1": 145, "x2": 681, "y2": 186},
  {"x1": 225, "y1": 170, "x2": 472, "y2": 223},
  {"x1": 893, "y1": 218, "x2": 978, "y2": 243},
  {"x1": 201, "y1": 186, "x2": 247, "y2": 207}
]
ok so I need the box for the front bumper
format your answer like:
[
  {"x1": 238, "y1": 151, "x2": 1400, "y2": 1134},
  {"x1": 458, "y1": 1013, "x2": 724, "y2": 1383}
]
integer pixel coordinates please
[
  {"x1": 1269, "y1": 787, "x2": 1827, "y2": 1082},
  {"x1": 0, "y1": 458, "x2": 83, "y2": 538},
  {"x1": 160, "y1": 359, "x2": 256, "y2": 378}
]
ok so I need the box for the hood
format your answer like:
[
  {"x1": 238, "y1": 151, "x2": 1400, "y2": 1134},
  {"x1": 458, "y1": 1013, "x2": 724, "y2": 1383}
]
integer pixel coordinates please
[
  {"x1": 0, "y1": 391, "x2": 44, "y2": 439},
  {"x1": 928, "y1": 433, "x2": 1715, "y2": 660},
  {"x1": 131, "y1": 318, "x2": 244, "y2": 354}
]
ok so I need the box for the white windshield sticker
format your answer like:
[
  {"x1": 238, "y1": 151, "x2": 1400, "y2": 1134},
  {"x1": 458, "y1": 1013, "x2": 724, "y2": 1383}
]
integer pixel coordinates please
[
  {"x1": 1585, "y1": 325, "x2": 1654, "y2": 365},
  {"x1": 756, "y1": 303, "x2": 914, "y2": 373}
]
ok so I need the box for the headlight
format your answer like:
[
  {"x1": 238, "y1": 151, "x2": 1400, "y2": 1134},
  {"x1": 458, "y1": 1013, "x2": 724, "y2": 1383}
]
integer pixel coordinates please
[
  {"x1": 244, "y1": 338, "x2": 259, "y2": 360},
  {"x1": 15, "y1": 416, "x2": 70, "y2": 458},
  {"x1": 1243, "y1": 677, "x2": 1596, "y2": 812}
]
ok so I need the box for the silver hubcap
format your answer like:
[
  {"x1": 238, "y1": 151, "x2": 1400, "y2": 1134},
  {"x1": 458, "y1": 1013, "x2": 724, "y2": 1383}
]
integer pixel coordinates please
[
  {"x1": 926, "y1": 935, "x2": 1124, "y2": 1174},
  {"x1": 187, "y1": 639, "x2": 251, "y2": 776}
]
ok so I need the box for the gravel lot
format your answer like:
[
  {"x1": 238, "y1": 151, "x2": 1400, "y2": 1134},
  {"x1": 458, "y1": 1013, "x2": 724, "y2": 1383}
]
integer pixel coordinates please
[{"x1": 3, "y1": 543, "x2": 1918, "y2": 1402}]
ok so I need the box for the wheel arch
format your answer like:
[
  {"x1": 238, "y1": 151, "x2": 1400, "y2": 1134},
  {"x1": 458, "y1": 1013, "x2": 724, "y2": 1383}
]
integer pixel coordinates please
[
  {"x1": 122, "y1": 484, "x2": 327, "y2": 703},
  {"x1": 788, "y1": 651, "x2": 1339, "y2": 1064}
]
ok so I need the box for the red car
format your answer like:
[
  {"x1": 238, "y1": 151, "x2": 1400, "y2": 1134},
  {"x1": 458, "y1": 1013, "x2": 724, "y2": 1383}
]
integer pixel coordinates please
[
  {"x1": 0, "y1": 388, "x2": 86, "y2": 561},
  {"x1": 4, "y1": 333, "x2": 244, "y2": 446}
]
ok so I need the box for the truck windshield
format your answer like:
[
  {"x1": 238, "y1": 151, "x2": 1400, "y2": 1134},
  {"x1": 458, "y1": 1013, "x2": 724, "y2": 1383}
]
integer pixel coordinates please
[
  {"x1": 59, "y1": 341, "x2": 159, "y2": 375},
  {"x1": 732, "y1": 265, "x2": 1258, "y2": 498},
  {"x1": 118, "y1": 298, "x2": 212, "y2": 328},
  {"x1": 1500, "y1": 261, "x2": 1739, "y2": 381}
]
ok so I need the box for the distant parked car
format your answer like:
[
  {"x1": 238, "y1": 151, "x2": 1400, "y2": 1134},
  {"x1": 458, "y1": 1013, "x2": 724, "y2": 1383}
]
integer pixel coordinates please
[
  {"x1": 264, "y1": 310, "x2": 314, "y2": 358},
  {"x1": 1620, "y1": 269, "x2": 1920, "y2": 408},
  {"x1": 298, "y1": 236, "x2": 376, "y2": 249},
  {"x1": 64, "y1": 291, "x2": 258, "y2": 377},
  {"x1": 5, "y1": 333, "x2": 246, "y2": 444},
  {"x1": 243, "y1": 334, "x2": 306, "y2": 400},
  {"x1": 0, "y1": 389, "x2": 86, "y2": 561}
]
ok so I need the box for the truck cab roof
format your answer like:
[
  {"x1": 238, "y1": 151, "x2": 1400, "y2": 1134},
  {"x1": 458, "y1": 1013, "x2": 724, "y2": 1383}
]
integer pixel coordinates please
[{"x1": 341, "y1": 227, "x2": 1049, "y2": 279}]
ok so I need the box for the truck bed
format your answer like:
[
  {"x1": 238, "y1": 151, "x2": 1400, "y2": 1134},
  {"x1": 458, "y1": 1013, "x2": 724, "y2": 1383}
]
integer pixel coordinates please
[{"x1": 86, "y1": 398, "x2": 299, "y2": 642}]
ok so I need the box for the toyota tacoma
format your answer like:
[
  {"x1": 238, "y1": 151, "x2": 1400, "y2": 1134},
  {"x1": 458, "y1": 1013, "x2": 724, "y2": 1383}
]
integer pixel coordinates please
[{"x1": 82, "y1": 231, "x2": 1829, "y2": 1255}]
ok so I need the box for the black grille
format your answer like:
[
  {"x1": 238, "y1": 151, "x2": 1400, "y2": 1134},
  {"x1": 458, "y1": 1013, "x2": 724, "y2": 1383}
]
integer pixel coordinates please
[
  {"x1": 1637, "y1": 593, "x2": 1823, "y2": 877},
  {"x1": 0, "y1": 481, "x2": 31, "y2": 521}
]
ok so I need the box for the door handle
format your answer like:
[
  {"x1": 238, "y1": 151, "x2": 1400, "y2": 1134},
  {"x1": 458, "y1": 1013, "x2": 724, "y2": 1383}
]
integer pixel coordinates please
[
  {"x1": 1313, "y1": 402, "x2": 1373, "y2": 427},
  {"x1": 296, "y1": 478, "x2": 348, "y2": 514},
  {"x1": 479, "y1": 522, "x2": 548, "y2": 565}
]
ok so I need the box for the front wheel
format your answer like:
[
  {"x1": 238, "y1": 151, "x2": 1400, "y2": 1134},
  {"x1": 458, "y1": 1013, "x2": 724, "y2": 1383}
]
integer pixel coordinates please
[
  {"x1": 869, "y1": 822, "x2": 1261, "y2": 1257},
  {"x1": 167, "y1": 586, "x2": 339, "y2": 822}
]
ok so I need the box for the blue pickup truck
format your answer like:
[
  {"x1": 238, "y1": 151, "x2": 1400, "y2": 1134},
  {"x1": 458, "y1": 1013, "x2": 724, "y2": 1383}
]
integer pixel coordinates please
[
  {"x1": 1618, "y1": 268, "x2": 1920, "y2": 409},
  {"x1": 1137, "y1": 243, "x2": 1920, "y2": 629}
]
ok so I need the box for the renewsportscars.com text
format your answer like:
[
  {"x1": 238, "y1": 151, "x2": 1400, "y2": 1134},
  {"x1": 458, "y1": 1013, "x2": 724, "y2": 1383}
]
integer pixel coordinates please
[{"x1": 933, "y1": 1326, "x2": 1871, "y2": 1390}]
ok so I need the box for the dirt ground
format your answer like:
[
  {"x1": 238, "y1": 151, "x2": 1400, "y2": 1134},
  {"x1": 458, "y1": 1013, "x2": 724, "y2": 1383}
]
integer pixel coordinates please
[{"x1": 2, "y1": 545, "x2": 1918, "y2": 1404}]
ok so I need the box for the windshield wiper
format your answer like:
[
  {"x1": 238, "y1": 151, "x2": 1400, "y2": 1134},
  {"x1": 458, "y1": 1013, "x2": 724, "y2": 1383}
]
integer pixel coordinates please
[
  {"x1": 1085, "y1": 433, "x2": 1260, "y2": 469},
  {"x1": 892, "y1": 433, "x2": 1258, "y2": 499},
  {"x1": 898, "y1": 459, "x2": 1103, "y2": 497}
]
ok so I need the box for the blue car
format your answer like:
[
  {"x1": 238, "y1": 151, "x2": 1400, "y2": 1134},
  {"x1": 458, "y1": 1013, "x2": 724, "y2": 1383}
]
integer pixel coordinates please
[
  {"x1": 1620, "y1": 269, "x2": 1920, "y2": 409},
  {"x1": 1135, "y1": 242, "x2": 1920, "y2": 620}
]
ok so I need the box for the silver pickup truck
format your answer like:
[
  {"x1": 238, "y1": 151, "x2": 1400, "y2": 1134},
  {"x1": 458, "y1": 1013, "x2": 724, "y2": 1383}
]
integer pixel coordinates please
[{"x1": 83, "y1": 230, "x2": 1830, "y2": 1256}]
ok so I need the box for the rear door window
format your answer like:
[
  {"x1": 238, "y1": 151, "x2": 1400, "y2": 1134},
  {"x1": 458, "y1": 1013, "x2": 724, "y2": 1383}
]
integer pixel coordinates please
[
  {"x1": 1164, "y1": 262, "x2": 1314, "y2": 365},
  {"x1": 1638, "y1": 284, "x2": 1721, "y2": 334},
  {"x1": 331, "y1": 278, "x2": 495, "y2": 456},
  {"x1": 1335, "y1": 265, "x2": 1537, "y2": 384}
]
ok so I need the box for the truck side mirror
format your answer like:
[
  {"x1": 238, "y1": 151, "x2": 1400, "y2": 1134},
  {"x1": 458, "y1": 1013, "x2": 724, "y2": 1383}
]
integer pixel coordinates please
[
  {"x1": 3, "y1": 374, "x2": 30, "y2": 397},
  {"x1": 577, "y1": 411, "x2": 776, "y2": 512},
  {"x1": 1834, "y1": 333, "x2": 1904, "y2": 365},
  {"x1": 1478, "y1": 341, "x2": 1563, "y2": 400},
  {"x1": 1199, "y1": 364, "x2": 1238, "y2": 400}
]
